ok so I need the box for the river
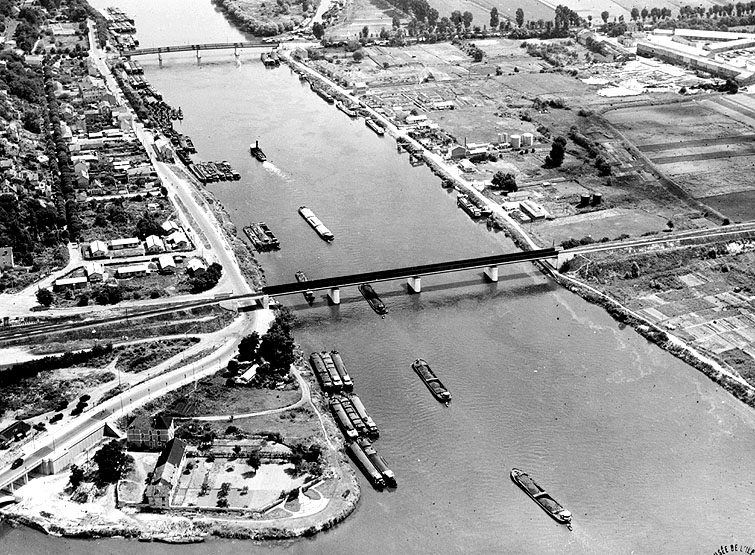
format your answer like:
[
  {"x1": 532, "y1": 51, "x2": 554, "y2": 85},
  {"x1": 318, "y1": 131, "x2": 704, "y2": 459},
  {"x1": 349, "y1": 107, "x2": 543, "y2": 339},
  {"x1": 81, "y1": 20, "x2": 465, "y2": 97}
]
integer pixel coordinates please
[{"x1": 3, "y1": 2, "x2": 755, "y2": 553}]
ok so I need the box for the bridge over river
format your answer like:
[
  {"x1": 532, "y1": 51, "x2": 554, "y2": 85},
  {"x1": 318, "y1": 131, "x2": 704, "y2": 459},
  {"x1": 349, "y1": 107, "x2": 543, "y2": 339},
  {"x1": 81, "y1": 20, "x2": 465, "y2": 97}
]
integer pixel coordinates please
[{"x1": 121, "y1": 41, "x2": 278, "y2": 59}]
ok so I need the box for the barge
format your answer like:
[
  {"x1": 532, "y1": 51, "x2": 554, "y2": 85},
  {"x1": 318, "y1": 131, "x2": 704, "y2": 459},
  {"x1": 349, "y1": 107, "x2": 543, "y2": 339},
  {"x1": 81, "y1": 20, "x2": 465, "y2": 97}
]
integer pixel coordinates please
[
  {"x1": 250, "y1": 140, "x2": 267, "y2": 162},
  {"x1": 336, "y1": 101, "x2": 358, "y2": 118},
  {"x1": 358, "y1": 283, "x2": 387, "y2": 315},
  {"x1": 358, "y1": 438, "x2": 396, "y2": 487},
  {"x1": 349, "y1": 393, "x2": 379, "y2": 437},
  {"x1": 309, "y1": 352, "x2": 333, "y2": 390},
  {"x1": 295, "y1": 271, "x2": 316, "y2": 303},
  {"x1": 510, "y1": 468, "x2": 572, "y2": 530},
  {"x1": 337, "y1": 395, "x2": 367, "y2": 436},
  {"x1": 457, "y1": 194, "x2": 482, "y2": 218},
  {"x1": 320, "y1": 351, "x2": 344, "y2": 390},
  {"x1": 298, "y1": 206, "x2": 334, "y2": 241},
  {"x1": 330, "y1": 350, "x2": 354, "y2": 390},
  {"x1": 411, "y1": 359, "x2": 451, "y2": 403},
  {"x1": 331, "y1": 398, "x2": 358, "y2": 440},
  {"x1": 243, "y1": 223, "x2": 280, "y2": 251},
  {"x1": 346, "y1": 441, "x2": 386, "y2": 489},
  {"x1": 365, "y1": 118, "x2": 385, "y2": 136}
]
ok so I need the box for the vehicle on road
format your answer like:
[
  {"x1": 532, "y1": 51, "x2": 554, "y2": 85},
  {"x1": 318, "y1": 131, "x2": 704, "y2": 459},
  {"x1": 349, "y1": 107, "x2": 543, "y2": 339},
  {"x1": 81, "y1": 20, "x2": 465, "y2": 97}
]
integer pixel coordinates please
[{"x1": 11, "y1": 458, "x2": 23, "y2": 469}]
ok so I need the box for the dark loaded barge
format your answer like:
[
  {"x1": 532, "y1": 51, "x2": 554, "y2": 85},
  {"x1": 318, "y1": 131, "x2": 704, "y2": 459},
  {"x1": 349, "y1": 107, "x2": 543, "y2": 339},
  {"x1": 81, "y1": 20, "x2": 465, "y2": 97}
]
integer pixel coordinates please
[
  {"x1": 309, "y1": 351, "x2": 352, "y2": 392},
  {"x1": 358, "y1": 283, "x2": 387, "y2": 315},
  {"x1": 295, "y1": 271, "x2": 315, "y2": 303},
  {"x1": 365, "y1": 118, "x2": 385, "y2": 136},
  {"x1": 243, "y1": 223, "x2": 280, "y2": 251},
  {"x1": 412, "y1": 359, "x2": 451, "y2": 403},
  {"x1": 511, "y1": 468, "x2": 572, "y2": 530},
  {"x1": 299, "y1": 206, "x2": 334, "y2": 241}
]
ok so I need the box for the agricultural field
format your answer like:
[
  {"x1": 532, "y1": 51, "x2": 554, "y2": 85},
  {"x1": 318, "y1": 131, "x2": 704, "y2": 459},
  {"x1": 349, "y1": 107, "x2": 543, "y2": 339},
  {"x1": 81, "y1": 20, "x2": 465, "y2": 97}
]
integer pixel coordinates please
[
  {"x1": 329, "y1": 0, "x2": 409, "y2": 39},
  {"x1": 606, "y1": 97, "x2": 755, "y2": 221}
]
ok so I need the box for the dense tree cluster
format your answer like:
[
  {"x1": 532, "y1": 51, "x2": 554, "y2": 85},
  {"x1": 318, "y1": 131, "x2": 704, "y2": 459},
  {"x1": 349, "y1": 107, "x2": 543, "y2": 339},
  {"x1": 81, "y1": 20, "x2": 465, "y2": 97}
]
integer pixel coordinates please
[
  {"x1": 190, "y1": 262, "x2": 223, "y2": 293},
  {"x1": 93, "y1": 440, "x2": 134, "y2": 486},
  {"x1": 491, "y1": 171, "x2": 518, "y2": 193},
  {"x1": 545, "y1": 136, "x2": 567, "y2": 167},
  {"x1": 235, "y1": 308, "x2": 297, "y2": 379}
]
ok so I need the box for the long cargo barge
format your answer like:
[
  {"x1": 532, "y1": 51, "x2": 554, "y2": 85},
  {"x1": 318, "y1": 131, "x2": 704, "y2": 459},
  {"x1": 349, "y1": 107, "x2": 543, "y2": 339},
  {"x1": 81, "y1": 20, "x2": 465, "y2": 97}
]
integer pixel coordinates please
[
  {"x1": 349, "y1": 393, "x2": 379, "y2": 437},
  {"x1": 331, "y1": 398, "x2": 358, "y2": 440},
  {"x1": 358, "y1": 438, "x2": 396, "y2": 487},
  {"x1": 412, "y1": 358, "x2": 451, "y2": 403},
  {"x1": 299, "y1": 206, "x2": 334, "y2": 241},
  {"x1": 309, "y1": 352, "x2": 333, "y2": 390},
  {"x1": 336, "y1": 101, "x2": 358, "y2": 118},
  {"x1": 330, "y1": 350, "x2": 353, "y2": 389},
  {"x1": 457, "y1": 194, "x2": 482, "y2": 218},
  {"x1": 295, "y1": 271, "x2": 315, "y2": 303},
  {"x1": 365, "y1": 118, "x2": 385, "y2": 136},
  {"x1": 243, "y1": 222, "x2": 280, "y2": 251},
  {"x1": 511, "y1": 468, "x2": 572, "y2": 530},
  {"x1": 320, "y1": 352, "x2": 343, "y2": 390},
  {"x1": 358, "y1": 283, "x2": 387, "y2": 315},
  {"x1": 346, "y1": 441, "x2": 385, "y2": 488}
]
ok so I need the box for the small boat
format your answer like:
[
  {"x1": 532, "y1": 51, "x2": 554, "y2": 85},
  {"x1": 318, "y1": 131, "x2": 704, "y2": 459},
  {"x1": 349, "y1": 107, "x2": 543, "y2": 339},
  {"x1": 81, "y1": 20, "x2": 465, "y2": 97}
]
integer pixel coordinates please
[
  {"x1": 298, "y1": 206, "x2": 334, "y2": 241},
  {"x1": 250, "y1": 140, "x2": 267, "y2": 162},
  {"x1": 411, "y1": 359, "x2": 451, "y2": 403},
  {"x1": 295, "y1": 271, "x2": 316, "y2": 303},
  {"x1": 510, "y1": 468, "x2": 572, "y2": 530},
  {"x1": 358, "y1": 438, "x2": 396, "y2": 487},
  {"x1": 358, "y1": 283, "x2": 387, "y2": 315},
  {"x1": 365, "y1": 118, "x2": 384, "y2": 136}
]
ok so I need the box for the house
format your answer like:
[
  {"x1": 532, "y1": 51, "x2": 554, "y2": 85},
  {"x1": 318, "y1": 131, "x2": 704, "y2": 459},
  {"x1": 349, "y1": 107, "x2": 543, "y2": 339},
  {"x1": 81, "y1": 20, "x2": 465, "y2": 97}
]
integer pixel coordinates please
[
  {"x1": 157, "y1": 254, "x2": 176, "y2": 274},
  {"x1": 161, "y1": 220, "x2": 179, "y2": 234},
  {"x1": 89, "y1": 240, "x2": 108, "y2": 258},
  {"x1": 458, "y1": 159, "x2": 476, "y2": 173},
  {"x1": 234, "y1": 364, "x2": 259, "y2": 385},
  {"x1": 127, "y1": 413, "x2": 175, "y2": 449},
  {"x1": 447, "y1": 144, "x2": 467, "y2": 160},
  {"x1": 109, "y1": 237, "x2": 141, "y2": 251},
  {"x1": 115, "y1": 263, "x2": 149, "y2": 278},
  {"x1": 0, "y1": 247, "x2": 13, "y2": 269},
  {"x1": 145, "y1": 438, "x2": 186, "y2": 508},
  {"x1": 83, "y1": 262, "x2": 105, "y2": 282},
  {"x1": 165, "y1": 231, "x2": 189, "y2": 250},
  {"x1": 53, "y1": 276, "x2": 88, "y2": 291},
  {"x1": 519, "y1": 199, "x2": 548, "y2": 220},
  {"x1": 145, "y1": 235, "x2": 165, "y2": 254},
  {"x1": 0, "y1": 421, "x2": 31, "y2": 443},
  {"x1": 187, "y1": 258, "x2": 207, "y2": 276}
]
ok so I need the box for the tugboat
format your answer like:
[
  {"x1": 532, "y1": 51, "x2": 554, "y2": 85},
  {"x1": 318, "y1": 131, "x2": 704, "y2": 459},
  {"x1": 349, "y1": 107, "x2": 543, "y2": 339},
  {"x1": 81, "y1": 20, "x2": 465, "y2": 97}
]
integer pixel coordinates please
[
  {"x1": 250, "y1": 140, "x2": 267, "y2": 162},
  {"x1": 411, "y1": 358, "x2": 451, "y2": 404},
  {"x1": 510, "y1": 468, "x2": 572, "y2": 530},
  {"x1": 295, "y1": 271, "x2": 316, "y2": 303},
  {"x1": 358, "y1": 283, "x2": 387, "y2": 315}
]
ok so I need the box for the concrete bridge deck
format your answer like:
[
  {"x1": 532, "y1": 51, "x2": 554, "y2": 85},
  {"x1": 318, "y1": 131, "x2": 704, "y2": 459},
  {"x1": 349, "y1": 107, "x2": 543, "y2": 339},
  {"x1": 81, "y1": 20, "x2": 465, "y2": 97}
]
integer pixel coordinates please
[{"x1": 122, "y1": 41, "x2": 277, "y2": 57}]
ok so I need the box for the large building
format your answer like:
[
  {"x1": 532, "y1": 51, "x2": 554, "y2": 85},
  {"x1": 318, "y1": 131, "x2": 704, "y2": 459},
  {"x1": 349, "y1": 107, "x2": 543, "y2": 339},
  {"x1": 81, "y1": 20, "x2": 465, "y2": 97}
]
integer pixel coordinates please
[
  {"x1": 126, "y1": 414, "x2": 175, "y2": 449},
  {"x1": 145, "y1": 438, "x2": 186, "y2": 508}
]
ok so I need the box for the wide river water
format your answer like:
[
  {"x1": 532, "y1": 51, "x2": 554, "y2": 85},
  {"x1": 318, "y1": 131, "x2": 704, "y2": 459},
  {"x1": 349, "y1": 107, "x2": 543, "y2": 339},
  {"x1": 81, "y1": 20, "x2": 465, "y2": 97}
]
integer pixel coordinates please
[{"x1": 3, "y1": 2, "x2": 755, "y2": 553}]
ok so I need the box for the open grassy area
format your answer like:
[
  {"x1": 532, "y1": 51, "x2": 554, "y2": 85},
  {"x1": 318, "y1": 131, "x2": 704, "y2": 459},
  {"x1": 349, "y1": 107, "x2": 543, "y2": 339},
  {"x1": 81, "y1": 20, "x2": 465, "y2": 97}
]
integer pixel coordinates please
[{"x1": 78, "y1": 196, "x2": 174, "y2": 243}]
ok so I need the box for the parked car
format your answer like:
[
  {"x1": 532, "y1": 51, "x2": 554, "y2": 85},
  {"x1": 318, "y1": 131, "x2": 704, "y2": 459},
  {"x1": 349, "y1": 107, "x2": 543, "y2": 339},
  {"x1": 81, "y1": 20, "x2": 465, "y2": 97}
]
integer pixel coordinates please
[{"x1": 11, "y1": 458, "x2": 23, "y2": 469}]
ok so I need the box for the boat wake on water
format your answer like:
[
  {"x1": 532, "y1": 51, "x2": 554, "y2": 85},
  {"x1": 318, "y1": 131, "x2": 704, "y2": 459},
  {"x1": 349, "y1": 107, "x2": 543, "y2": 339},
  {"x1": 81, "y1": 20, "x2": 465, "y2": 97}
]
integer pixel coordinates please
[{"x1": 262, "y1": 161, "x2": 292, "y2": 182}]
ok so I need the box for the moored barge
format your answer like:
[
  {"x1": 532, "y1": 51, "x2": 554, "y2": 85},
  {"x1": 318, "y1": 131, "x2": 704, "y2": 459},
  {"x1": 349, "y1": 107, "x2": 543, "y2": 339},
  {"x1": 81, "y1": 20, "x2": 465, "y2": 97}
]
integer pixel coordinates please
[
  {"x1": 320, "y1": 351, "x2": 343, "y2": 390},
  {"x1": 411, "y1": 358, "x2": 451, "y2": 403},
  {"x1": 243, "y1": 222, "x2": 280, "y2": 251},
  {"x1": 336, "y1": 101, "x2": 358, "y2": 118},
  {"x1": 365, "y1": 118, "x2": 385, "y2": 136},
  {"x1": 309, "y1": 352, "x2": 333, "y2": 390},
  {"x1": 295, "y1": 270, "x2": 316, "y2": 303},
  {"x1": 358, "y1": 283, "x2": 387, "y2": 315},
  {"x1": 349, "y1": 393, "x2": 379, "y2": 437},
  {"x1": 511, "y1": 468, "x2": 572, "y2": 529},
  {"x1": 298, "y1": 206, "x2": 334, "y2": 241},
  {"x1": 330, "y1": 350, "x2": 354, "y2": 389},
  {"x1": 457, "y1": 194, "x2": 482, "y2": 218},
  {"x1": 330, "y1": 398, "x2": 358, "y2": 440},
  {"x1": 346, "y1": 441, "x2": 386, "y2": 489},
  {"x1": 358, "y1": 438, "x2": 396, "y2": 487}
]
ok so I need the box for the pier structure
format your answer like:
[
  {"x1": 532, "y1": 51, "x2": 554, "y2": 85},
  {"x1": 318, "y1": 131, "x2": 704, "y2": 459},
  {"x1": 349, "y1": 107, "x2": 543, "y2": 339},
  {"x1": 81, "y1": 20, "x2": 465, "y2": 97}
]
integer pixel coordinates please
[{"x1": 121, "y1": 41, "x2": 277, "y2": 62}]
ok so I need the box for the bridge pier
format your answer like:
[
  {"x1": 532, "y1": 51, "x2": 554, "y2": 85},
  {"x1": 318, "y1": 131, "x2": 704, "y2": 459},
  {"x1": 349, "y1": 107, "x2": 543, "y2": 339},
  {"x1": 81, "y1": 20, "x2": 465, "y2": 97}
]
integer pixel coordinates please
[
  {"x1": 157, "y1": 52, "x2": 162, "y2": 64},
  {"x1": 328, "y1": 287, "x2": 341, "y2": 305},
  {"x1": 258, "y1": 295, "x2": 270, "y2": 309},
  {"x1": 484, "y1": 265, "x2": 499, "y2": 282},
  {"x1": 407, "y1": 276, "x2": 421, "y2": 294},
  {"x1": 196, "y1": 49, "x2": 202, "y2": 64}
]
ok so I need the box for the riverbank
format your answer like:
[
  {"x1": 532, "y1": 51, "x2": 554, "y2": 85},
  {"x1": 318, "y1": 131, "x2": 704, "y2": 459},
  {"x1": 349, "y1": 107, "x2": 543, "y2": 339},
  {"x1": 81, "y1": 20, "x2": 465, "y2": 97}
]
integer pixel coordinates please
[{"x1": 211, "y1": 0, "x2": 311, "y2": 37}]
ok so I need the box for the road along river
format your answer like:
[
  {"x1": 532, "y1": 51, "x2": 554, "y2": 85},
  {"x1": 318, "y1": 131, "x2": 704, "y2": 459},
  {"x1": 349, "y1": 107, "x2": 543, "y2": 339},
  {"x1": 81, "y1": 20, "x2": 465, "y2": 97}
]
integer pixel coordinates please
[{"x1": 4, "y1": 1, "x2": 755, "y2": 553}]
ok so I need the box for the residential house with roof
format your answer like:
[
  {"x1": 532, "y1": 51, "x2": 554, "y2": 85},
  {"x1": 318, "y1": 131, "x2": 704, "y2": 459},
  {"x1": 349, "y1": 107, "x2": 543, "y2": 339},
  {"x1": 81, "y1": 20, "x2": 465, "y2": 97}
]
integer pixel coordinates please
[
  {"x1": 84, "y1": 262, "x2": 105, "y2": 282},
  {"x1": 187, "y1": 258, "x2": 207, "y2": 276},
  {"x1": 109, "y1": 237, "x2": 141, "y2": 251},
  {"x1": 115, "y1": 263, "x2": 149, "y2": 278},
  {"x1": 145, "y1": 235, "x2": 165, "y2": 254},
  {"x1": 157, "y1": 254, "x2": 176, "y2": 274},
  {"x1": 126, "y1": 414, "x2": 175, "y2": 449},
  {"x1": 145, "y1": 438, "x2": 186, "y2": 508},
  {"x1": 89, "y1": 240, "x2": 108, "y2": 258},
  {"x1": 161, "y1": 220, "x2": 179, "y2": 234},
  {"x1": 53, "y1": 276, "x2": 88, "y2": 291},
  {"x1": 165, "y1": 231, "x2": 189, "y2": 250}
]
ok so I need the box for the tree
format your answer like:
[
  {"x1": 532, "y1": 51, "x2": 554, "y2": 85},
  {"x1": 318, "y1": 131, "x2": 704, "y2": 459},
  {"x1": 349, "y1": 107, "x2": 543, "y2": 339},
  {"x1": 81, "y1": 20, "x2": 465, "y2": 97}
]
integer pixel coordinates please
[
  {"x1": 238, "y1": 331, "x2": 260, "y2": 362},
  {"x1": 462, "y1": 11, "x2": 474, "y2": 30},
  {"x1": 451, "y1": 10, "x2": 463, "y2": 31},
  {"x1": 392, "y1": 15, "x2": 401, "y2": 28},
  {"x1": 515, "y1": 8, "x2": 524, "y2": 27},
  {"x1": 257, "y1": 308, "x2": 298, "y2": 375},
  {"x1": 601, "y1": 10, "x2": 609, "y2": 23},
  {"x1": 190, "y1": 262, "x2": 223, "y2": 293},
  {"x1": 545, "y1": 136, "x2": 567, "y2": 167},
  {"x1": 247, "y1": 450, "x2": 262, "y2": 470},
  {"x1": 491, "y1": 171, "x2": 518, "y2": 193},
  {"x1": 312, "y1": 21, "x2": 325, "y2": 39},
  {"x1": 489, "y1": 7, "x2": 499, "y2": 29},
  {"x1": 93, "y1": 440, "x2": 134, "y2": 486},
  {"x1": 595, "y1": 154, "x2": 612, "y2": 176},
  {"x1": 69, "y1": 464, "x2": 85, "y2": 489},
  {"x1": 630, "y1": 7, "x2": 639, "y2": 20},
  {"x1": 641, "y1": 7, "x2": 648, "y2": 20},
  {"x1": 362, "y1": 25, "x2": 369, "y2": 38},
  {"x1": 36, "y1": 287, "x2": 54, "y2": 307},
  {"x1": 353, "y1": 50, "x2": 364, "y2": 62}
]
